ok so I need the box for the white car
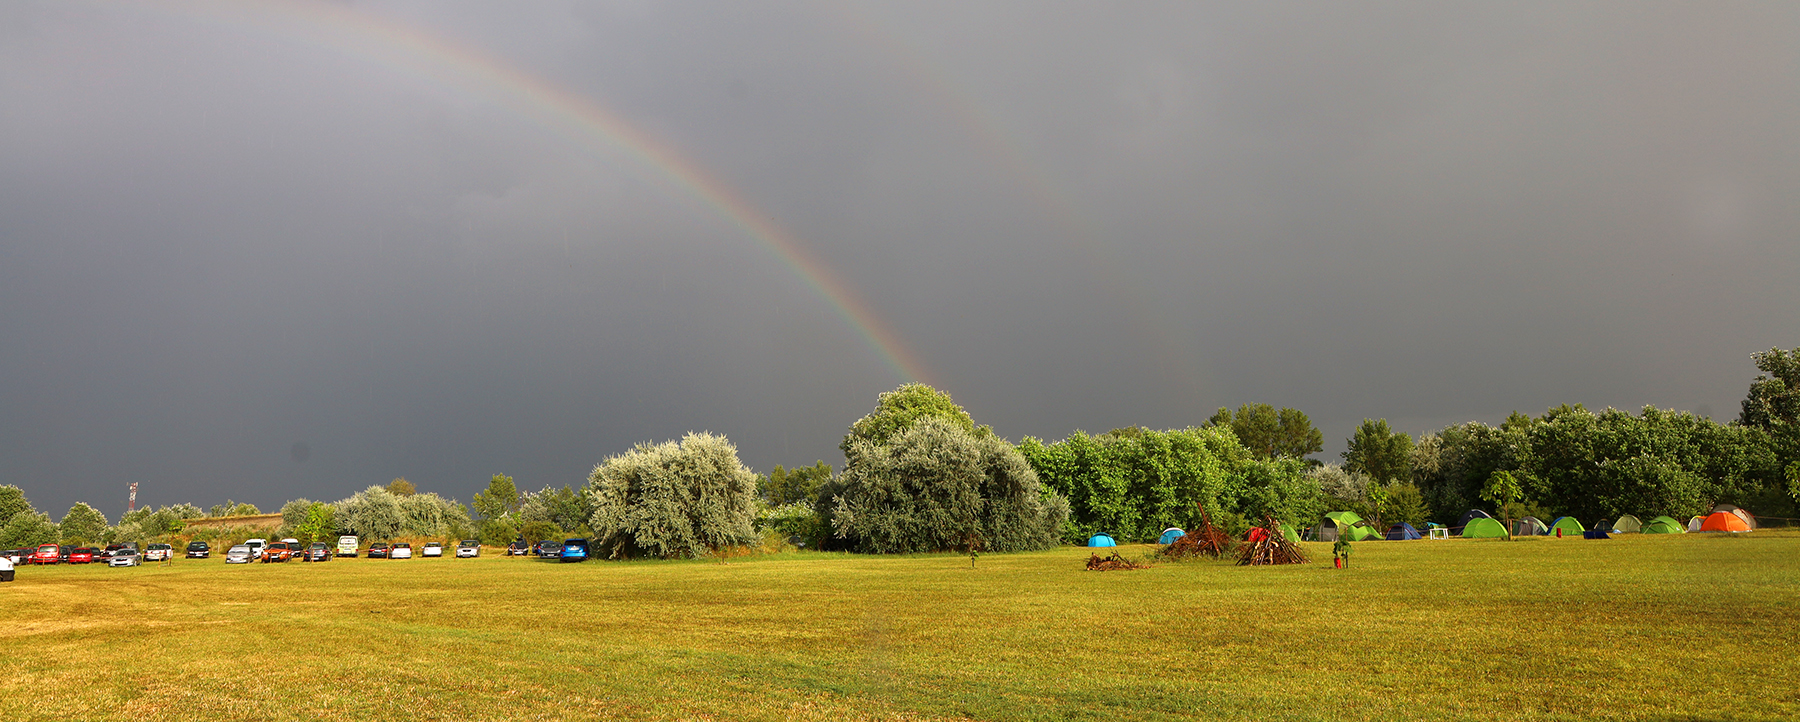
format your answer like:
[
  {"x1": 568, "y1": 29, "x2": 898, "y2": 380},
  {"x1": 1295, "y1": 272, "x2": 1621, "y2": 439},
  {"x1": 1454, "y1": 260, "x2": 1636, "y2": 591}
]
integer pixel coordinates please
[
  {"x1": 336, "y1": 536, "x2": 359, "y2": 557},
  {"x1": 143, "y1": 543, "x2": 173, "y2": 562},
  {"x1": 225, "y1": 545, "x2": 255, "y2": 564},
  {"x1": 244, "y1": 539, "x2": 267, "y2": 558},
  {"x1": 389, "y1": 543, "x2": 412, "y2": 559},
  {"x1": 421, "y1": 542, "x2": 443, "y2": 557},
  {"x1": 109, "y1": 549, "x2": 141, "y2": 567},
  {"x1": 455, "y1": 540, "x2": 480, "y2": 558}
]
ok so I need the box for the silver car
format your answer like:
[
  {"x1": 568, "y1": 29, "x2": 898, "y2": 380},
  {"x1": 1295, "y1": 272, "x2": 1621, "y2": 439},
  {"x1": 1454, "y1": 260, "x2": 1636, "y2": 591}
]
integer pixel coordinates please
[
  {"x1": 225, "y1": 545, "x2": 254, "y2": 564},
  {"x1": 108, "y1": 549, "x2": 141, "y2": 567}
]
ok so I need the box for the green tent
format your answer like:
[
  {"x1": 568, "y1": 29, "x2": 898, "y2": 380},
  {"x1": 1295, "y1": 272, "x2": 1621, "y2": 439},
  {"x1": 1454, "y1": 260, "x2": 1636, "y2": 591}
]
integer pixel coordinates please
[
  {"x1": 1642, "y1": 515, "x2": 1685, "y2": 534},
  {"x1": 1611, "y1": 515, "x2": 1642, "y2": 534},
  {"x1": 1314, "y1": 512, "x2": 1366, "y2": 542},
  {"x1": 1347, "y1": 521, "x2": 1385, "y2": 541},
  {"x1": 1279, "y1": 523, "x2": 1299, "y2": 543},
  {"x1": 1548, "y1": 517, "x2": 1585, "y2": 536},
  {"x1": 1461, "y1": 517, "x2": 1508, "y2": 538}
]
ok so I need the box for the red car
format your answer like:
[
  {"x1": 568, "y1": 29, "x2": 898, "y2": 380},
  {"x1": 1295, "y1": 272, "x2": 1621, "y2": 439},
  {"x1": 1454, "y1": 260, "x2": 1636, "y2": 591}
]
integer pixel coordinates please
[
  {"x1": 29, "y1": 544, "x2": 61, "y2": 565},
  {"x1": 67, "y1": 548, "x2": 96, "y2": 564},
  {"x1": 260, "y1": 542, "x2": 295, "y2": 563}
]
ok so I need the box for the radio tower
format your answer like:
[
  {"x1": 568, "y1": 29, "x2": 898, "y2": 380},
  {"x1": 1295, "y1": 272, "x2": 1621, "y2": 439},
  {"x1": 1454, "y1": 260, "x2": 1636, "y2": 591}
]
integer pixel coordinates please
[{"x1": 128, "y1": 482, "x2": 138, "y2": 513}]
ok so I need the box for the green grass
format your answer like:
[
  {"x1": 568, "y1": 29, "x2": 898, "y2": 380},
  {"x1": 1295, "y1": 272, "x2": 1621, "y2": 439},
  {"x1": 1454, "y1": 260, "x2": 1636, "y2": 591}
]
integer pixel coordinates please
[{"x1": 4, "y1": 533, "x2": 1798, "y2": 721}]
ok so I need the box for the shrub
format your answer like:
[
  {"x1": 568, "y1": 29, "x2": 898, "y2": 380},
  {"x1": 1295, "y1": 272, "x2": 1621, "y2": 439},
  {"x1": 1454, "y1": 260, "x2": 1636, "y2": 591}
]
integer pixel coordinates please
[
  {"x1": 585, "y1": 432, "x2": 759, "y2": 559},
  {"x1": 834, "y1": 417, "x2": 1065, "y2": 554},
  {"x1": 756, "y1": 501, "x2": 829, "y2": 548},
  {"x1": 0, "y1": 511, "x2": 58, "y2": 548}
]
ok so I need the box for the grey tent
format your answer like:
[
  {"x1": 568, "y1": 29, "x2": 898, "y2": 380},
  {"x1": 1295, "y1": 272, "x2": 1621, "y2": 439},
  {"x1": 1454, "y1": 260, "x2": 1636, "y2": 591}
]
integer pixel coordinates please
[{"x1": 1512, "y1": 516, "x2": 1548, "y2": 536}]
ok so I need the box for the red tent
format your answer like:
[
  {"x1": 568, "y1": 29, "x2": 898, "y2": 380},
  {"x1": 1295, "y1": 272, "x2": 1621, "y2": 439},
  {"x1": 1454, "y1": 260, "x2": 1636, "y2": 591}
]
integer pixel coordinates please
[
  {"x1": 1699, "y1": 512, "x2": 1751, "y2": 533},
  {"x1": 1246, "y1": 527, "x2": 1270, "y2": 543}
]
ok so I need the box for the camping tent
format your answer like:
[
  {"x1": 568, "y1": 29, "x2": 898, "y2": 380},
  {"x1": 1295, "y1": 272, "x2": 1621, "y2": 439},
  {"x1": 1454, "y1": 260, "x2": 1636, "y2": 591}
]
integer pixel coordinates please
[
  {"x1": 1347, "y1": 521, "x2": 1384, "y2": 541},
  {"x1": 1457, "y1": 509, "x2": 1495, "y2": 532},
  {"x1": 1315, "y1": 512, "x2": 1365, "y2": 542},
  {"x1": 1385, "y1": 523, "x2": 1422, "y2": 540},
  {"x1": 1279, "y1": 523, "x2": 1300, "y2": 543},
  {"x1": 1513, "y1": 516, "x2": 1549, "y2": 536},
  {"x1": 1548, "y1": 517, "x2": 1585, "y2": 537},
  {"x1": 1686, "y1": 516, "x2": 1705, "y2": 532},
  {"x1": 1158, "y1": 528, "x2": 1185, "y2": 545},
  {"x1": 1699, "y1": 512, "x2": 1751, "y2": 533},
  {"x1": 1087, "y1": 534, "x2": 1117, "y2": 548},
  {"x1": 1461, "y1": 517, "x2": 1508, "y2": 538},
  {"x1": 1611, "y1": 515, "x2": 1642, "y2": 534},
  {"x1": 1642, "y1": 516, "x2": 1686, "y2": 534},
  {"x1": 1709, "y1": 504, "x2": 1757, "y2": 530}
]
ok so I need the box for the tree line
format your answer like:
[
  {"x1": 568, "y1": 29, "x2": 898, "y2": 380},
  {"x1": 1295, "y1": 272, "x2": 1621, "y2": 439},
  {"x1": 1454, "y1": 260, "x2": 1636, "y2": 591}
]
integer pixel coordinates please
[{"x1": 4, "y1": 346, "x2": 1797, "y2": 555}]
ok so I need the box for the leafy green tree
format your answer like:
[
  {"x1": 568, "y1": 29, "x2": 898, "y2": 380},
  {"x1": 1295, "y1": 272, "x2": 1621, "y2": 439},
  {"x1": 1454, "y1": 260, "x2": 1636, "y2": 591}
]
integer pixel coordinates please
[
  {"x1": 761, "y1": 461, "x2": 833, "y2": 505},
  {"x1": 1343, "y1": 419, "x2": 1415, "y2": 485},
  {"x1": 386, "y1": 478, "x2": 417, "y2": 497},
  {"x1": 519, "y1": 520, "x2": 561, "y2": 545},
  {"x1": 58, "y1": 503, "x2": 109, "y2": 546},
  {"x1": 520, "y1": 485, "x2": 594, "y2": 537},
  {"x1": 472, "y1": 474, "x2": 521, "y2": 522},
  {"x1": 291, "y1": 503, "x2": 337, "y2": 546},
  {"x1": 1206, "y1": 404, "x2": 1324, "y2": 460},
  {"x1": 1236, "y1": 456, "x2": 1328, "y2": 528},
  {"x1": 479, "y1": 518, "x2": 519, "y2": 547},
  {"x1": 836, "y1": 417, "x2": 1065, "y2": 553},
  {"x1": 208, "y1": 500, "x2": 260, "y2": 517},
  {"x1": 587, "y1": 433, "x2": 760, "y2": 559},
  {"x1": 1482, "y1": 470, "x2": 1522, "y2": 539},
  {"x1": 841, "y1": 384, "x2": 981, "y2": 461},
  {"x1": 0, "y1": 485, "x2": 31, "y2": 526},
  {"x1": 1382, "y1": 483, "x2": 1430, "y2": 528},
  {"x1": 1787, "y1": 461, "x2": 1800, "y2": 504},
  {"x1": 0, "y1": 511, "x2": 58, "y2": 548},
  {"x1": 1739, "y1": 346, "x2": 1800, "y2": 429},
  {"x1": 1021, "y1": 426, "x2": 1247, "y2": 543},
  {"x1": 280, "y1": 498, "x2": 316, "y2": 534}
]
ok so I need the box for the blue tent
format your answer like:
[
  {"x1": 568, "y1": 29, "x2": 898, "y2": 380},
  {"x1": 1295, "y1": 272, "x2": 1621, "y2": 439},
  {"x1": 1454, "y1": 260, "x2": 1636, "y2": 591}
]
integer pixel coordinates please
[
  {"x1": 1385, "y1": 523, "x2": 1422, "y2": 540},
  {"x1": 1086, "y1": 534, "x2": 1117, "y2": 548},
  {"x1": 1157, "y1": 528, "x2": 1185, "y2": 545}
]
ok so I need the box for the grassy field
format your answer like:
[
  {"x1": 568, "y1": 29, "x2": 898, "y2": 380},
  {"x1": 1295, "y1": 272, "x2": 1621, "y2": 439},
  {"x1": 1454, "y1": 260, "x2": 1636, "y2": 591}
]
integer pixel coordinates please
[{"x1": 3, "y1": 533, "x2": 1797, "y2": 722}]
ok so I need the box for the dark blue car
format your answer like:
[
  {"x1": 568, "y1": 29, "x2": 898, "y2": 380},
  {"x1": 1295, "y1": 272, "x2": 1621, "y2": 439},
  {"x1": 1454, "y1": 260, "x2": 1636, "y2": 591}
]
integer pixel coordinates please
[{"x1": 560, "y1": 538, "x2": 589, "y2": 562}]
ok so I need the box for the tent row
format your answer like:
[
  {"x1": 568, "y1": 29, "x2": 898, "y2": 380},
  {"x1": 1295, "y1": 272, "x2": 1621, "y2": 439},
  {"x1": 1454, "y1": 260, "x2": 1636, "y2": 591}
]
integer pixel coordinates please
[{"x1": 1096, "y1": 504, "x2": 1758, "y2": 547}]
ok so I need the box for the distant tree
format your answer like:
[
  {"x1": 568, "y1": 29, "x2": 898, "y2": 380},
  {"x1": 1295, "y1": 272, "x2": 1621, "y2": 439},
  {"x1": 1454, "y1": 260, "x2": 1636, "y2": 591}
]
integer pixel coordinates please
[
  {"x1": 280, "y1": 498, "x2": 316, "y2": 534},
  {"x1": 760, "y1": 461, "x2": 833, "y2": 505},
  {"x1": 478, "y1": 518, "x2": 519, "y2": 547},
  {"x1": 0, "y1": 485, "x2": 31, "y2": 525},
  {"x1": 519, "y1": 520, "x2": 561, "y2": 545},
  {"x1": 587, "y1": 433, "x2": 759, "y2": 559},
  {"x1": 291, "y1": 503, "x2": 337, "y2": 546},
  {"x1": 472, "y1": 474, "x2": 521, "y2": 522},
  {"x1": 841, "y1": 384, "x2": 982, "y2": 462},
  {"x1": 1021, "y1": 426, "x2": 1242, "y2": 543},
  {"x1": 519, "y1": 485, "x2": 593, "y2": 537},
  {"x1": 386, "y1": 478, "x2": 417, "y2": 497},
  {"x1": 208, "y1": 500, "x2": 261, "y2": 517},
  {"x1": 1343, "y1": 419, "x2": 1415, "y2": 485},
  {"x1": 1740, "y1": 347, "x2": 1800, "y2": 429},
  {"x1": 1482, "y1": 470, "x2": 1523, "y2": 539},
  {"x1": 0, "y1": 511, "x2": 58, "y2": 548},
  {"x1": 339, "y1": 486, "x2": 404, "y2": 541},
  {"x1": 1787, "y1": 461, "x2": 1800, "y2": 504},
  {"x1": 1382, "y1": 483, "x2": 1430, "y2": 529},
  {"x1": 1236, "y1": 457, "x2": 1328, "y2": 529},
  {"x1": 1206, "y1": 404, "x2": 1324, "y2": 460},
  {"x1": 58, "y1": 503, "x2": 109, "y2": 546},
  {"x1": 837, "y1": 417, "x2": 1065, "y2": 554}
]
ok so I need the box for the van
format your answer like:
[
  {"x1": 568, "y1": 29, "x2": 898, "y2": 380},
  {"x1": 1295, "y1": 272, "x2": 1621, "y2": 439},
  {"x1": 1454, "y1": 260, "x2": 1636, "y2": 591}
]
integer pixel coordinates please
[
  {"x1": 336, "y1": 536, "x2": 359, "y2": 557},
  {"x1": 244, "y1": 539, "x2": 266, "y2": 557}
]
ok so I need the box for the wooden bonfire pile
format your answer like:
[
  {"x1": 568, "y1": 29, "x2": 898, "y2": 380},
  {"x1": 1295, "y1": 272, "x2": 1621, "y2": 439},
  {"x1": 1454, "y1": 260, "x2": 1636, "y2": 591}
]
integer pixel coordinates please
[
  {"x1": 1237, "y1": 515, "x2": 1308, "y2": 566},
  {"x1": 1086, "y1": 552, "x2": 1148, "y2": 571},
  {"x1": 1160, "y1": 508, "x2": 1232, "y2": 560}
]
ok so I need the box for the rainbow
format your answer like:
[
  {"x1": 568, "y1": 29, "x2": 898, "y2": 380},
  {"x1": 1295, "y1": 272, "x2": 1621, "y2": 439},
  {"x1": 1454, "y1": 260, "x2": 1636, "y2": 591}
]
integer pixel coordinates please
[{"x1": 154, "y1": 0, "x2": 933, "y2": 386}]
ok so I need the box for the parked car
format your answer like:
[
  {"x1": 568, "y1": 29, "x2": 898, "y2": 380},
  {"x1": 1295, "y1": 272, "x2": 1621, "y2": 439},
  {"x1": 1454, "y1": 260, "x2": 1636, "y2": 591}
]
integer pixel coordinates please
[
  {"x1": 303, "y1": 542, "x2": 332, "y2": 562},
  {"x1": 186, "y1": 541, "x2": 211, "y2": 558},
  {"x1": 560, "y1": 538, "x2": 589, "y2": 562},
  {"x1": 244, "y1": 539, "x2": 267, "y2": 558},
  {"x1": 456, "y1": 540, "x2": 481, "y2": 558},
  {"x1": 389, "y1": 542, "x2": 412, "y2": 559},
  {"x1": 144, "y1": 543, "x2": 174, "y2": 562},
  {"x1": 367, "y1": 542, "x2": 389, "y2": 559},
  {"x1": 260, "y1": 542, "x2": 295, "y2": 563},
  {"x1": 67, "y1": 548, "x2": 96, "y2": 564},
  {"x1": 108, "y1": 549, "x2": 141, "y2": 567},
  {"x1": 507, "y1": 539, "x2": 530, "y2": 556},
  {"x1": 535, "y1": 541, "x2": 561, "y2": 558},
  {"x1": 225, "y1": 545, "x2": 254, "y2": 564},
  {"x1": 94, "y1": 548, "x2": 114, "y2": 563},
  {"x1": 421, "y1": 541, "x2": 443, "y2": 557},
  {"x1": 30, "y1": 544, "x2": 61, "y2": 565},
  {"x1": 336, "y1": 536, "x2": 359, "y2": 557},
  {"x1": 2, "y1": 549, "x2": 24, "y2": 564}
]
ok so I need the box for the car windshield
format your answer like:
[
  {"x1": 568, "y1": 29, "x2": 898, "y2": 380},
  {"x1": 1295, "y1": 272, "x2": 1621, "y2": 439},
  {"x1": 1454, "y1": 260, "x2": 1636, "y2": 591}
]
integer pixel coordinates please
[
  {"x1": 462, "y1": 541, "x2": 479, "y2": 546},
  {"x1": 229, "y1": 547, "x2": 249, "y2": 553}
]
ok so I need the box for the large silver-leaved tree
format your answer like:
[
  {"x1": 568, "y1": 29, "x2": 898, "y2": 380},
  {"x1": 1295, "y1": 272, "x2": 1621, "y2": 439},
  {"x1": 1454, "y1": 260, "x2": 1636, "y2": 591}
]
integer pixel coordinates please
[
  {"x1": 338, "y1": 485, "x2": 404, "y2": 541},
  {"x1": 834, "y1": 416, "x2": 1066, "y2": 554},
  {"x1": 585, "y1": 432, "x2": 759, "y2": 559}
]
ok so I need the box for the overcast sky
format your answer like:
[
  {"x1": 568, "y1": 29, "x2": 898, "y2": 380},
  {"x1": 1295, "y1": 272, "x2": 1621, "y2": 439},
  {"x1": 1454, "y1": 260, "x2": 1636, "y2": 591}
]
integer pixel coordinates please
[{"x1": 3, "y1": 1, "x2": 1796, "y2": 518}]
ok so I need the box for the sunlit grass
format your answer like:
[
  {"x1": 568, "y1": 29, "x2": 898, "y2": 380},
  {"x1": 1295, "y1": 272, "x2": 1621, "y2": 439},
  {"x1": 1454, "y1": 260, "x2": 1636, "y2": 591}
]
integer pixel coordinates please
[{"x1": 4, "y1": 532, "x2": 1797, "y2": 721}]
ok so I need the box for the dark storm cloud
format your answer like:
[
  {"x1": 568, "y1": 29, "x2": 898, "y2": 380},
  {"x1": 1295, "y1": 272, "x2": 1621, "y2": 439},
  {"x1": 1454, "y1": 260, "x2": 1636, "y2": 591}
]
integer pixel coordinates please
[{"x1": 1, "y1": 1, "x2": 1796, "y2": 517}]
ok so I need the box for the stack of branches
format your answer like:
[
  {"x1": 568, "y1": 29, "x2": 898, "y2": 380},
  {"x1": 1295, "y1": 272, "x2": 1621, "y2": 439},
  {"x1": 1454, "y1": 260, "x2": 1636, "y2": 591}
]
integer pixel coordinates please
[
  {"x1": 1237, "y1": 515, "x2": 1308, "y2": 566},
  {"x1": 1086, "y1": 552, "x2": 1149, "y2": 571},
  {"x1": 1160, "y1": 507, "x2": 1232, "y2": 560}
]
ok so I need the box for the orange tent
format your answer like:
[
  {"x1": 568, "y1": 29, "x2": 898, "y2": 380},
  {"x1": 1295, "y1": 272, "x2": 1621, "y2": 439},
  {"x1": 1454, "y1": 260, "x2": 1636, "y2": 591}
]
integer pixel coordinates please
[{"x1": 1699, "y1": 511, "x2": 1751, "y2": 533}]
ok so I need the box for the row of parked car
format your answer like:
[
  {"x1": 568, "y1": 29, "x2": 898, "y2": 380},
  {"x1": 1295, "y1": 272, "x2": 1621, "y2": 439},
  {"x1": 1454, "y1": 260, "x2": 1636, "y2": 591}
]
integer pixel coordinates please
[
  {"x1": 5, "y1": 536, "x2": 599, "y2": 568},
  {"x1": 4, "y1": 543, "x2": 175, "y2": 567}
]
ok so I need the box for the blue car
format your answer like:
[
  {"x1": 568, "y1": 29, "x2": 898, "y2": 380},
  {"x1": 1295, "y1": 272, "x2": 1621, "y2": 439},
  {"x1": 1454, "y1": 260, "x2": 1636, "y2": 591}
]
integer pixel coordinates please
[{"x1": 560, "y1": 538, "x2": 589, "y2": 562}]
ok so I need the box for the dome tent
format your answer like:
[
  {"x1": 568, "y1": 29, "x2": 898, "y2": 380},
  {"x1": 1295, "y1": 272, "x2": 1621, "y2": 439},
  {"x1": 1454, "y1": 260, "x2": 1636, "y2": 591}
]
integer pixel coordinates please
[
  {"x1": 1709, "y1": 504, "x2": 1757, "y2": 530},
  {"x1": 1512, "y1": 516, "x2": 1549, "y2": 536},
  {"x1": 1158, "y1": 528, "x2": 1185, "y2": 545},
  {"x1": 1460, "y1": 517, "x2": 1509, "y2": 538},
  {"x1": 1642, "y1": 516, "x2": 1686, "y2": 534},
  {"x1": 1385, "y1": 523, "x2": 1421, "y2": 540},
  {"x1": 1686, "y1": 516, "x2": 1705, "y2": 532},
  {"x1": 1316, "y1": 512, "x2": 1384, "y2": 542},
  {"x1": 1548, "y1": 517, "x2": 1586, "y2": 537},
  {"x1": 1086, "y1": 534, "x2": 1117, "y2": 548},
  {"x1": 1611, "y1": 515, "x2": 1642, "y2": 534},
  {"x1": 1456, "y1": 509, "x2": 1494, "y2": 533},
  {"x1": 1699, "y1": 512, "x2": 1751, "y2": 533}
]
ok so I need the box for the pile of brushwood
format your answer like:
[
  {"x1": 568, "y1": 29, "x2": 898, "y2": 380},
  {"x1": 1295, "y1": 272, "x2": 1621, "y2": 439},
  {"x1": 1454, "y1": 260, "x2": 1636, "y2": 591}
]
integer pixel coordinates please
[
  {"x1": 1237, "y1": 516, "x2": 1308, "y2": 566},
  {"x1": 1086, "y1": 552, "x2": 1149, "y2": 571},
  {"x1": 1159, "y1": 509, "x2": 1232, "y2": 560}
]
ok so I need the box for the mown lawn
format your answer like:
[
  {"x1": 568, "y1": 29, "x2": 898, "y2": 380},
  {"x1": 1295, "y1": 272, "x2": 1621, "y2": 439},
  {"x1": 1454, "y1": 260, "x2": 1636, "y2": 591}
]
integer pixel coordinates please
[{"x1": 3, "y1": 532, "x2": 1797, "y2": 721}]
